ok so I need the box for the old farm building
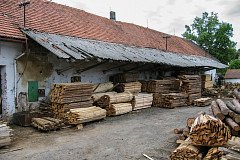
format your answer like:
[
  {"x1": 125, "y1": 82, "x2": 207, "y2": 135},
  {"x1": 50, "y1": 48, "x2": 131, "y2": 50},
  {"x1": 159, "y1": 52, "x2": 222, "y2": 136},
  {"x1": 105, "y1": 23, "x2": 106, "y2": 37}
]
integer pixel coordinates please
[{"x1": 0, "y1": 0, "x2": 225, "y2": 118}]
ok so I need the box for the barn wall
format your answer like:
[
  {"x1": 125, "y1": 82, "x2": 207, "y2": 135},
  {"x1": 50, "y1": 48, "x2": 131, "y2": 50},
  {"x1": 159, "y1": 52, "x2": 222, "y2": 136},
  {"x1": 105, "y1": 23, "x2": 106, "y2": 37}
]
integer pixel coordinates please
[
  {"x1": 0, "y1": 41, "x2": 23, "y2": 117},
  {"x1": 225, "y1": 79, "x2": 240, "y2": 84}
]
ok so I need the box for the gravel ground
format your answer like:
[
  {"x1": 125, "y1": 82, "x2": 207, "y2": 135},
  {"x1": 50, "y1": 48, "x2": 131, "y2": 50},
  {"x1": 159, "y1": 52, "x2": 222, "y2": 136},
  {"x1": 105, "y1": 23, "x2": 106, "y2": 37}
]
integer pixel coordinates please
[{"x1": 1, "y1": 106, "x2": 209, "y2": 160}]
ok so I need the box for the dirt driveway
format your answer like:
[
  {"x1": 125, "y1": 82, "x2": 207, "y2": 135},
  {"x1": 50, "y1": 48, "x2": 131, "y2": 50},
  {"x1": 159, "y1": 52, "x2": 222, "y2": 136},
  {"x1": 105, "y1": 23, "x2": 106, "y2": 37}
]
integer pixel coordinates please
[{"x1": 1, "y1": 106, "x2": 208, "y2": 160}]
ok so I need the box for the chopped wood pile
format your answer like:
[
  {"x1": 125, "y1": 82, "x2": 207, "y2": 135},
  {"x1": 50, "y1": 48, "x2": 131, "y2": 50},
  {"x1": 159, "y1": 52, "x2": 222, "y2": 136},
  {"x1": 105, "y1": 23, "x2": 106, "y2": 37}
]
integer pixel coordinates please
[
  {"x1": 93, "y1": 92, "x2": 133, "y2": 108},
  {"x1": 132, "y1": 93, "x2": 153, "y2": 110},
  {"x1": 65, "y1": 106, "x2": 106, "y2": 124},
  {"x1": 193, "y1": 97, "x2": 212, "y2": 107},
  {"x1": 114, "y1": 82, "x2": 141, "y2": 94},
  {"x1": 147, "y1": 79, "x2": 180, "y2": 93},
  {"x1": 93, "y1": 82, "x2": 113, "y2": 93},
  {"x1": 201, "y1": 74, "x2": 214, "y2": 89},
  {"x1": 0, "y1": 122, "x2": 13, "y2": 148},
  {"x1": 32, "y1": 117, "x2": 64, "y2": 131},
  {"x1": 179, "y1": 75, "x2": 202, "y2": 104},
  {"x1": 106, "y1": 103, "x2": 132, "y2": 116},
  {"x1": 160, "y1": 93, "x2": 188, "y2": 108},
  {"x1": 109, "y1": 73, "x2": 139, "y2": 83},
  {"x1": 50, "y1": 83, "x2": 94, "y2": 119}
]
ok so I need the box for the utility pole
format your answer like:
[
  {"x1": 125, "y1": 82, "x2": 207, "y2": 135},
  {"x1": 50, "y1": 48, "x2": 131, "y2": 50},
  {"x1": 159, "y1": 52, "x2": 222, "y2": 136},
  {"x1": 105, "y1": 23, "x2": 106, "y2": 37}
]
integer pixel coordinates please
[
  {"x1": 163, "y1": 36, "x2": 171, "y2": 51},
  {"x1": 19, "y1": 0, "x2": 30, "y2": 28}
]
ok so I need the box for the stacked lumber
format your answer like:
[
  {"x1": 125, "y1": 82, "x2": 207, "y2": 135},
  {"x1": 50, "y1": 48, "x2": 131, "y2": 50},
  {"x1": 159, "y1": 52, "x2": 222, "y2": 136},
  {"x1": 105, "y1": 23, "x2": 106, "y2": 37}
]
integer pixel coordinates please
[
  {"x1": 225, "y1": 83, "x2": 240, "y2": 90},
  {"x1": 93, "y1": 82, "x2": 113, "y2": 93},
  {"x1": 193, "y1": 97, "x2": 212, "y2": 107},
  {"x1": 64, "y1": 106, "x2": 106, "y2": 124},
  {"x1": 170, "y1": 139, "x2": 203, "y2": 160},
  {"x1": 50, "y1": 83, "x2": 94, "y2": 119},
  {"x1": 189, "y1": 114, "x2": 231, "y2": 146},
  {"x1": 152, "y1": 93, "x2": 163, "y2": 107},
  {"x1": 132, "y1": 93, "x2": 153, "y2": 110},
  {"x1": 139, "y1": 80, "x2": 148, "y2": 92},
  {"x1": 106, "y1": 103, "x2": 132, "y2": 116},
  {"x1": 160, "y1": 93, "x2": 188, "y2": 108},
  {"x1": 0, "y1": 122, "x2": 13, "y2": 148},
  {"x1": 179, "y1": 75, "x2": 202, "y2": 104},
  {"x1": 201, "y1": 74, "x2": 214, "y2": 89},
  {"x1": 39, "y1": 97, "x2": 52, "y2": 115},
  {"x1": 147, "y1": 79, "x2": 180, "y2": 93},
  {"x1": 109, "y1": 73, "x2": 139, "y2": 83},
  {"x1": 32, "y1": 117, "x2": 64, "y2": 131},
  {"x1": 114, "y1": 82, "x2": 141, "y2": 94}
]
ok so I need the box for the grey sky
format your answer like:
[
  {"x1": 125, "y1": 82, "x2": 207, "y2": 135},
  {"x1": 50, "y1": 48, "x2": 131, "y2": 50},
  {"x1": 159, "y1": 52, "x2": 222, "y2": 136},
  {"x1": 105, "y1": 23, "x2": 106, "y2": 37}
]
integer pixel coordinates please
[{"x1": 52, "y1": 0, "x2": 240, "y2": 48}]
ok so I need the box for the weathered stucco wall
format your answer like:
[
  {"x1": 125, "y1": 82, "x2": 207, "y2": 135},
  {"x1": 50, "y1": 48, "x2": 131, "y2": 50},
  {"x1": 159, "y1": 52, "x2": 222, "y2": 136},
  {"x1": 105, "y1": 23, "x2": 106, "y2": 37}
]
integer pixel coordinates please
[
  {"x1": 0, "y1": 41, "x2": 23, "y2": 117},
  {"x1": 225, "y1": 79, "x2": 240, "y2": 84}
]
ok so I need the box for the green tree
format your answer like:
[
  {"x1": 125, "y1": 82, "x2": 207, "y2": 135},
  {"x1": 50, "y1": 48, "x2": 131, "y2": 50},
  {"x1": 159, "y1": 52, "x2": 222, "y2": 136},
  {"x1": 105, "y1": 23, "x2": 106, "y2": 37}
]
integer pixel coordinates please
[
  {"x1": 229, "y1": 59, "x2": 240, "y2": 69},
  {"x1": 182, "y1": 12, "x2": 237, "y2": 64}
]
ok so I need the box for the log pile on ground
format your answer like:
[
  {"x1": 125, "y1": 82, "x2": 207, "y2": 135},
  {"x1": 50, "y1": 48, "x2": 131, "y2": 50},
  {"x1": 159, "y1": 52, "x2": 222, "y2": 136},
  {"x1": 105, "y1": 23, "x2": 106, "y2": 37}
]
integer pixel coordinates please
[
  {"x1": 64, "y1": 106, "x2": 106, "y2": 124},
  {"x1": 106, "y1": 103, "x2": 132, "y2": 116},
  {"x1": 114, "y1": 82, "x2": 141, "y2": 94},
  {"x1": 132, "y1": 93, "x2": 153, "y2": 110},
  {"x1": 32, "y1": 117, "x2": 64, "y2": 131},
  {"x1": 160, "y1": 93, "x2": 188, "y2": 108},
  {"x1": 50, "y1": 83, "x2": 94, "y2": 119},
  {"x1": 179, "y1": 75, "x2": 202, "y2": 105},
  {"x1": 0, "y1": 122, "x2": 13, "y2": 148},
  {"x1": 193, "y1": 97, "x2": 212, "y2": 107},
  {"x1": 110, "y1": 73, "x2": 139, "y2": 83}
]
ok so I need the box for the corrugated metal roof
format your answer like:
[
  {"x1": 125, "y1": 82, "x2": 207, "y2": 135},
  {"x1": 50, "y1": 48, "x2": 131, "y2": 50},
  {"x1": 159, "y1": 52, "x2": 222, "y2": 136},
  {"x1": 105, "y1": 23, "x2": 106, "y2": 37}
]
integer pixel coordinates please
[{"x1": 23, "y1": 30, "x2": 227, "y2": 69}]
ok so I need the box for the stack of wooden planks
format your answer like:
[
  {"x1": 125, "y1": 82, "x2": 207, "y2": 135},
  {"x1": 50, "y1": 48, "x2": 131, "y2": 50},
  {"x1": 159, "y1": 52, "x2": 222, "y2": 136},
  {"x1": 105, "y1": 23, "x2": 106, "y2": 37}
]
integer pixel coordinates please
[
  {"x1": 160, "y1": 93, "x2": 188, "y2": 108},
  {"x1": 109, "y1": 73, "x2": 139, "y2": 83},
  {"x1": 132, "y1": 93, "x2": 153, "y2": 110},
  {"x1": 50, "y1": 83, "x2": 94, "y2": 119},
  {"x1": 114, "y1": 82, "x2": 141, "y2": 94},
  {"x1": 147, "y1": 79, "x2": 180, "y2": 93},
  {"x1": 152, "y1": 93, "x2": 163, "y2": 107},
  {"x1": 106, "y1": 103, "x2": 132, "y2": 116},
  {"x1": 64, "y1": 106, "x2": 106, "y2": 124},
  {"x1": 0, "y1": 122, "x2": 13, "y2": 148},
  {"x1": 32, "y1": 117, "x2": 64, "y2": 131},
  {"x1": 201, "y1": 74, "x2": 214, "y2": 89},
  {"x1": 39, "y1": 97, "x2": 52, "y2": 115},
  {"x1": 193, "y1": 97, "x2": 212, "y2": 107},
  {"x1": 139, "y1": 80, "x2": 148, "y2": 92},
  {"x1": 179, "y1": 75, "x2": 202, "y2": 105}
]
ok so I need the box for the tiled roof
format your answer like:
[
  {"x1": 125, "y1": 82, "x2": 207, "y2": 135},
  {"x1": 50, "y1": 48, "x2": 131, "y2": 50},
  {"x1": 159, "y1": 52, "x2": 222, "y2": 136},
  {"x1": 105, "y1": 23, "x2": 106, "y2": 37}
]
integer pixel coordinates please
[
  {"x1": 1, "y1": 0, "x2": 212, "y2": 58},
  {"x1": 225, "y1": 69, "x2": 240, "y2": 79}
]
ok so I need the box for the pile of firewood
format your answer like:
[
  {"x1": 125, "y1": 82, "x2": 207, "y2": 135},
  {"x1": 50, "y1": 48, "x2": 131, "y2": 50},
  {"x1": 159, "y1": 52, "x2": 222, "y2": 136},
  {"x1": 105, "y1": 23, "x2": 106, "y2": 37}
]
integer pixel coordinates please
[
  {"x1": 0, "y1": 122, "x2": 13, "y2": 148},
  {"x1": 50, "y1": 83, "x2": 94, "y2": 119},
  {"x1": 193, "y1": 97, "x2": 212, "y2": 107},
  {"x1": 32, "y1": 117, "x2": 64, "y2": 131},
  {"x1": 106, "y1": 103, "x2": 132, "y2": 116},
  {"x1": 65, "y1": 106, "x2": 106, "y2": 124},
  {"x1": 147, "y1": 79, "x2": 180, "y2": 93},
  {"x1": 179, "y1": 75, "x2": 202, "y2": 104},
  {"x1": 160, "y1": 93, "x2": 188, "y2": 108},
  {"x1": 132, "y1": 93, "x2": 153, "y2": 110},
  {"x1": 225, "y1": 83, "x2": 240, "y2": 90},
  {"x1": 109, "y1": 73, "x2": 139, "y2": 83},
  {"x1": 114, "y1": 82, "x2": 141, "y2": 94}
]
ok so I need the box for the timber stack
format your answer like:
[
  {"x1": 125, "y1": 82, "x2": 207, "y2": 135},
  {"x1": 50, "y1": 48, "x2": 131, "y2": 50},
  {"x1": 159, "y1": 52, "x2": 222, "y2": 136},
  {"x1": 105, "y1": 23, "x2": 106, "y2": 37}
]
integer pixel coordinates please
[
  {"x1": 39, "y1": 96, "x2": 52, "y2": 116},
  {"x1": 139, "y1": 80, "x2": 148, "y2": 92},
  {"x1": 64, "y1": 106, "x2": 106, "y2": 124},
  {"x1": 193, "y1": 97, "x2": 212, "y2": 107},
  {"x1": 0, "y1": 122, "x2": 13, "y2": 148},
  {"x1": 179, "y1": 75, "x2": 202, "y2": 105},
  {"x1": 201, "y1": 74, "x2": 214, "y2": 90},
  {"x1": 109, "y1": 73, "x2": 139, "y2": 83},
  {"x1": 132, "y1": 93, "x2": 153, "y2": 110},
  {"x1": 106, "y1": 103, "x2": 132, "y2": 116},
  {"x1": 160, "y1": 93, "x2": 188, "y2": 108},
  {"x1": 32, "y1": 117, "x2": 64, "y2": 131},
  {"x1": 114, "y1": 82, "x2": 142, "y2": 94},
  {"x1": 93, "y1": 82, "x2": 113, "y2": 93},
  {"x1": 50, "y1": 83, "x2": 94, "y2": 120}
]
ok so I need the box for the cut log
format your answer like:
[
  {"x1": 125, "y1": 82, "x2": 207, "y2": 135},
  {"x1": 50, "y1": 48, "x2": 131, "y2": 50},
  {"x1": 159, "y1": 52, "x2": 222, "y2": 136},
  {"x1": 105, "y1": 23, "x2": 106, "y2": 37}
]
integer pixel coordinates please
[
  {"x1": 31, "y1": 117, "x2": 64, "y2": 131},
  {"x1": 211, "y1": 101, "x2": 225, "y2": 120},
  {"x1": 216, "y1": 99, "x2": 230, "y2": 115},
  {"x1": 233, "y1": 89, "x2": 240, "y2": 100},
  {"x1": 226, "y1": 101, "x2": 240, "y2": 114},
  {"x1": 203, "y1": 147, "x2": 223, "y2": 160},
  {"x1": 106, "y1": 103, "x2": 132, "y2": 116},
  {"x1": 232, "y1": 99, "x2": 240, "y2": 114},
  {"x1": 225, "y1": 117, "x2": 240, "y2": 132},
  {"x1": 114, "y1": 82, "x2": 141, "y2": 94}
]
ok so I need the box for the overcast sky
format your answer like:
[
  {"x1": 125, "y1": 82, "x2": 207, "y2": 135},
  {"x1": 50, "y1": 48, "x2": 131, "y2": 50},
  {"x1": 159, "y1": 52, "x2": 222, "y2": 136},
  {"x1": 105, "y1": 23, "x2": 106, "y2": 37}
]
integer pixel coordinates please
[{"x1": 52, "y1": 0, "x2": 240, "y2": 48}]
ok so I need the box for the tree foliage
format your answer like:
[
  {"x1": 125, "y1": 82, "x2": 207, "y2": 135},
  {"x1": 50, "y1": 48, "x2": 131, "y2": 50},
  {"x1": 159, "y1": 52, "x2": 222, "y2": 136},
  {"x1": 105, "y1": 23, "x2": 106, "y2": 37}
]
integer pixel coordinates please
[
  {"x1": 229, "y1": 59, "x2": 240, "y2": 69},
  {"x1": 182, "y1": 12, "x2": 237, "y2": 64}
]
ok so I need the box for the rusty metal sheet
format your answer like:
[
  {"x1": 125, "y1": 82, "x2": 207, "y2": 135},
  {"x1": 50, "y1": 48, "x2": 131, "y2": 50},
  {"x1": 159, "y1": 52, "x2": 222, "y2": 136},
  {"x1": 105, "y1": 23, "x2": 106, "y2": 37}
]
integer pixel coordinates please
[{"x1": 22, "y1": 30, "x2": 227, "y2": 69}]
